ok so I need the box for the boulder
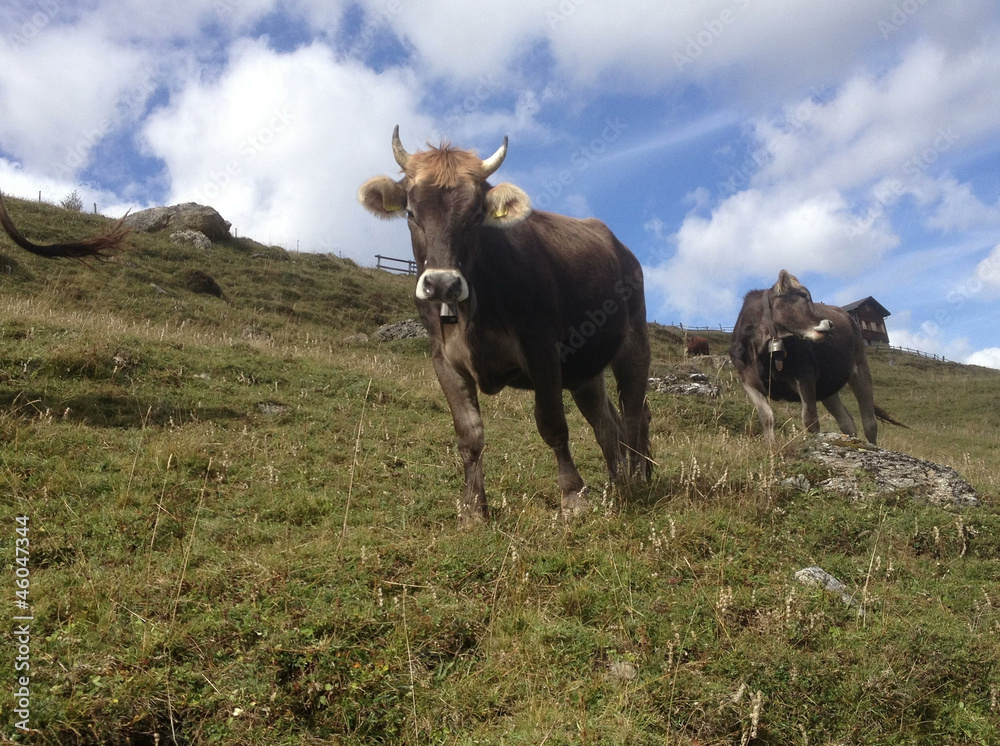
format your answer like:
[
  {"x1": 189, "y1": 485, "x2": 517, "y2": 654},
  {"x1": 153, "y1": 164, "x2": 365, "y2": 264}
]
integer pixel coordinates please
[
  {"x1": 170, "y1": 229, "x2": 213, "y2": 250},
  {"x1": 795, "y1": 433, "x2": 980, "y2": 508},
  {"x1": 125, "y1": 203, "x2": 232, "y2": 241}
]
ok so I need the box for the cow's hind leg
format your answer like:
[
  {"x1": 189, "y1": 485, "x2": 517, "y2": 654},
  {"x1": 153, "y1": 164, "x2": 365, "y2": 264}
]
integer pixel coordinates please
[
  {"x1": 795, "y1": 378, "x2": 821, "y2": 433},
  {"x1": 821, "y1": 392, "x2": 858, "y2": 438},
  {"x1": 571, "y1": 374, "x2": 624, "y2": 481},
  {"x1": 611, "y1": 322, "x2": 652, "y2": 479},
  {"x1": 847, "y1": 359, "x2": 878, "y2": 444}
]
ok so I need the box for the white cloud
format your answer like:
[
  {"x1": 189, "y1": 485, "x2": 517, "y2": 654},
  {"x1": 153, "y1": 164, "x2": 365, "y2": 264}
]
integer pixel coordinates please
[
  {"x1": 543, "y1": 1, "x2": 925, "y2": 96},
  {"x1": 646, "y1": 36, "x2": 1000, "y2": 325},
  {"x1": 348, "y1": 0, "x2": 995, "y2": 101},
  {"x1": 751, "y1": 41, "x2": 1000, "y2": 196},
  {"x1": 925, "y1": 178, "x2": 1000, "y2": 231},
  {"x1": 977, "y1": 244, "x2": 1000, "y2": 285},
  {"x1": 0, "y1": 23, "x2": 151, "y2": 173},
  {"x1": 355, "y1": 0, "x2": 545, "y2": 83},
  {"x1": 966, "y1": 347, "x2": 1000, "y2": 369},
  {"x1": 647, "y1": 187, "x2": 898, "y2": 319},
  {"x1": 142, "y1": 39, "x2": 433, "y2": 259},
  {"x1": 82, "y1": 0, "x2": 278, "y2": 44}
]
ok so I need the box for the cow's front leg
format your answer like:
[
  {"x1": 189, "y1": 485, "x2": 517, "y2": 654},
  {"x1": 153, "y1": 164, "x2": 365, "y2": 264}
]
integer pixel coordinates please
[
  {"x1": 534, "y1": 383, "x2": 588, "y2": 517},
  {"x1": 739, "y1": 379, "x2": 776, "y2": 443},
  {"x1": 432, "y1": 356, "x2": 487, "y2": 528}
]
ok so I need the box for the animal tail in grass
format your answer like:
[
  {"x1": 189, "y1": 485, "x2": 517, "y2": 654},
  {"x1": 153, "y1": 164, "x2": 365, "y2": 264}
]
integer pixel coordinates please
[
  {"x1": 0, "y1": 190, "x2": 130, "y2": 259},
  {"x1": 874, "y1": 403, "x2": 908, "y2": 428}
]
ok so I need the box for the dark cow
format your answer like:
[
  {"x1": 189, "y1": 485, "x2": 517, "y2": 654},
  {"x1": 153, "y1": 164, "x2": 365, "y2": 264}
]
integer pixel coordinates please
[
  {"x1": 729, "y1": 270, "x2": 902, "y2": 444},
  {"x1": 359, "y1": 127, "x2": 652, "y2": 527},
  {"x1": 686, "y1": 336, "x2": 710, "y2": 357},
  {"x1": 0, "y1": 190, "x2": 128, "y2": 258}
]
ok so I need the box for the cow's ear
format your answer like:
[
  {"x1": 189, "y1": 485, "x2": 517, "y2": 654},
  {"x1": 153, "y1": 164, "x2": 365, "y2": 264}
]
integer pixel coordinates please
[
  {"x1": 484, "y1": 183, "x2": 531, "y2": 228},
  {"x1": 358, "y1": 176, "x2": 407, "y2": 219},
  {"x1": 773, "y1": 269, "x2": 797, "y2": 296}
]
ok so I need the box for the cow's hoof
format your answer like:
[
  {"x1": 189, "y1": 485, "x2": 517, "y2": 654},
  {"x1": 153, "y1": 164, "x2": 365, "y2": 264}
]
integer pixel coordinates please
[
  {"x1": 561, "y1": 487, "x2": 590, "y2": 518},
  {"x1": 457, "y1": 507, "x2": 487, "y2": 530}
]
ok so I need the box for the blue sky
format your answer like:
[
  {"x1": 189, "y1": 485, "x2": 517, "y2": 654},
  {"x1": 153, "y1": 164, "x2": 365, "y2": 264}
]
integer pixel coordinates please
[{"x1": 2, "y1": 1, "x2": 999, "y2": 366}]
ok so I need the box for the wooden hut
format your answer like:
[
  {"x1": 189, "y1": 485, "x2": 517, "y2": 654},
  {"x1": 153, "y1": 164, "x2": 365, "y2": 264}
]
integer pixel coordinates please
[{"x1": 842, "y1": 297, "x2": 890, "y2": 346}]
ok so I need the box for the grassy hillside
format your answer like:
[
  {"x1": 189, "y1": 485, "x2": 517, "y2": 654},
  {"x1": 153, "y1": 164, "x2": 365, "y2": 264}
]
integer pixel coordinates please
[{"x1": 1, "y1": 198, "x2": 998, "y2": 745}]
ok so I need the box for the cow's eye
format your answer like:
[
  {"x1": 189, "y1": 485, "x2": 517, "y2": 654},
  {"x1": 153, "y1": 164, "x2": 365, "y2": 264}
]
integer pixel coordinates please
[{"x1": 404, "y1": 209, "x2": 415, "y2": 220}]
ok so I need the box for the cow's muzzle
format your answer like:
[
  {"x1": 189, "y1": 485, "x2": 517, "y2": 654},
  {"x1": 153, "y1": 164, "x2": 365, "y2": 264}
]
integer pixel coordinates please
[
  {"x1": 805, "y1": 319, "x2": 834, "y2": 341},
  {"x1": 415, "y1": 269, "x2": 469, "y2": 304}
]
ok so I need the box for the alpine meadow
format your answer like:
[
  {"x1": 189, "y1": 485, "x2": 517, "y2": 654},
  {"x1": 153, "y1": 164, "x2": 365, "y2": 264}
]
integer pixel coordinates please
[{"x1": 1, "y1": 197, "x2": 999, "y2": 745}]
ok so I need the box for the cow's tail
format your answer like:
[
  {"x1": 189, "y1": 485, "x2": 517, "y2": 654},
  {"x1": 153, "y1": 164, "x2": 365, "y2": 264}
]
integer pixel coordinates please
[
  {"x1": 0, "y1": 191, "x2": 129, "y2": 259},
  {"x1": 874, "y1": 403, "x2": 908, "y2": 428}
]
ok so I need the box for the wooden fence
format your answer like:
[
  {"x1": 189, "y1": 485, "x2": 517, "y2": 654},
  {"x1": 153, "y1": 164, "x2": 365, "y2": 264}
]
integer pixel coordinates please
[
  {"x1": 670, "y1": 323, "x2": 735, "y2": 333},
  {"x1": 874, "y1": 345, "x2": 949, "y2": 362},
  {"x1": 375, "y1": 254, "x2": 417, "y2": 276}
]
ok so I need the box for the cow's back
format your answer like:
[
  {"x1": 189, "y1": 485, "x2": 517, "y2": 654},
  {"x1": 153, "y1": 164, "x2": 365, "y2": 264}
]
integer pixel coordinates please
[{"x1": 468, "y1": 210, "x2": 643, "y2": 390}]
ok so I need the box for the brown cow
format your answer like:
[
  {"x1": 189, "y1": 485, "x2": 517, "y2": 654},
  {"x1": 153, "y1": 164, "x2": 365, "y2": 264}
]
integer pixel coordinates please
[
  {"x1": 686, "y1": 336, "x2": 710, "y2": 356},
  {"x1": 729, "y1": 270, "x2": 902, "y2": 444},
  {"x1": 359, "y1": 127, "x2": 652, "y2": 527},
  {"x1": 0, "y1": 190, "x2": 128, "y2": 258}
]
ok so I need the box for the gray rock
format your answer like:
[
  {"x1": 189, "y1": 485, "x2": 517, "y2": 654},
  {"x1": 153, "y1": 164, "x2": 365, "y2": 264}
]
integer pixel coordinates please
[
  {"x1": 794, "y1": 566, "x2": 861, "y2": 611},
  {"x1": 804, "y1": 433, "x2": 980, "y2": 507},
  {"x1": 781, "y1": 474, "x2": 811, "y2": 492},
  {"x1": 169, "y1": 229, "x2": 213, "y2": 250},
  {"x1": 374, "y1": 319, "x2": 429, "y2": 342},
  {"x1": 649, "y1": 372, "x2": 720, "y2": 398},
  {"x1": 606, "y1": 661, "x2": 638, "y2": 682},
  {"x1": 256, "y1": 402, "x2": 289, "y2": 416},
  {"x1": 125, "y1": 203, "x2": 231, "y2": 241}
]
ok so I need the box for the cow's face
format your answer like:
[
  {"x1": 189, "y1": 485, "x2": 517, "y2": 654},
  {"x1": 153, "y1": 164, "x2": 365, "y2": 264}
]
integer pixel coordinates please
[
  {"x1": 359, "y1": 127, "x2": 531, "y2": 308},
  {"x1": 768, "y1": 270, "x2": 833, "y2": 341}
]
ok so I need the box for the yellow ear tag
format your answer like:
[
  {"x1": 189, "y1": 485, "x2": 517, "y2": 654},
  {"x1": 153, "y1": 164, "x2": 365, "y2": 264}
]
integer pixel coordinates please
[
  {"x1": 493, "y1": 206, "x2": 508, "y2": 219},
  {"x1": 384, "y1": 203, "x2": 401, "y2": 212}
]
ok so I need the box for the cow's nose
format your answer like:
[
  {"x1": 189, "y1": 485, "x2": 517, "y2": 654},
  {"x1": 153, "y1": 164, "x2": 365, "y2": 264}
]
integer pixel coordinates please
[{"x1": 415, "y1": 269, "x2": 469, "y2": 303}]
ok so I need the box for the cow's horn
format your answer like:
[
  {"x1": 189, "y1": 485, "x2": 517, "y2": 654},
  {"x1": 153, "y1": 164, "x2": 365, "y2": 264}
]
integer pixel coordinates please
[
  {"x1": 392, "y1": 125, "x2": 410, "y2": 170},
  {"x1": 481, "y1": 136, "x2": 508, "y2": 177}
]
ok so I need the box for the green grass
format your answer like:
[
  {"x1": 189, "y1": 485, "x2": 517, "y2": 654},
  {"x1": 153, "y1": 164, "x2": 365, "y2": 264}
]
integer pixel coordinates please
[{"x1": 1, "y1": 197, "x2": 998, "y2": 744}]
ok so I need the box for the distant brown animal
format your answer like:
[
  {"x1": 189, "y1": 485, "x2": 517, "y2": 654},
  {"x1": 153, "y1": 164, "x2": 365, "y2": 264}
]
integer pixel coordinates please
[
  {"x1": 359, "y1": 127, "x2": 652, "y2": 527},
  {"x1": 729, "y1": 270, "x2": 903, "y2": 444},
  {"x1": 686, "y1": 336, "x2": 710, "y2": 356},
  {"x1": 0, "y1": 190, "x2": 128, "y2": 259}
]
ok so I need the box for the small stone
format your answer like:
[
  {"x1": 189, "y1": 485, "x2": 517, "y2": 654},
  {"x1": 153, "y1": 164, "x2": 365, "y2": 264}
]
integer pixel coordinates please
[
  {"x1": 607, "y1": 661, "x2": 638, "y2": 682},
  {"x1": 794, "y1": 567, "x2": 860, "y2": 611}
]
